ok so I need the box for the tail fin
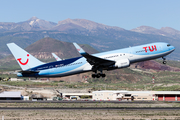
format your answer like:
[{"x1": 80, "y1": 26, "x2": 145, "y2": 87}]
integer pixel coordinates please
[
  {"x1": 52, "y1": 53, "x2": 61, "y2": 61},
  {"x1": 7, "y1": 43, "x2": 45, "y2": 71}
]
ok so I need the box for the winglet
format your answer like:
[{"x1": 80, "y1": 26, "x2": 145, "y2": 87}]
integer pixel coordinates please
[
  {"x1": 52, "y1": 53, "x2": 61, "y2": 61},
  {"x1": 73, "y1": 43, "x2": 87, "y2": 55}
]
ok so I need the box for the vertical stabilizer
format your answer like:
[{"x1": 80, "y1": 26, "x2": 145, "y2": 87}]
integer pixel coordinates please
[{"x1": 7, "y1": 43, "x2": 45, "y2": 71}]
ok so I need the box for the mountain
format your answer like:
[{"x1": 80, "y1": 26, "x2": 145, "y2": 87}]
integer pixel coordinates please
[
  {"x1": 0, "y1": 17, "x2": 180, "y2": 60},
  {"x1": 131, "y1": 26, "x2": 164, "y2": 35},
  {"x1": 0, "y1": 38, "x2": 98, "y2": 70},
  {"x1": 0, "y1": 22, "x2": 16, "y2": 32},
  {"x1": 160, "y1": 27, "x2": 180, "y2": 39},
  {"x1": 0, "y1": 17, "x2": 57, "y2": 32},
  {"x1": 131, "y1": 26, "x2": 180, "y2": 39},
  {"x1": 25, "y1": 37, "x2": 98, "y2": 59},
  {"x1": 18, "y1": 16, "x2": 57, "y2": 31},
  {"x1": 52, "y1": 18, "x2": 124, "y2": 34}
]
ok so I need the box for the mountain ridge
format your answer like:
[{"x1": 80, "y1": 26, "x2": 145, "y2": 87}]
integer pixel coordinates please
[
  {"x1": 25, "y1": 37, "x2": 98, "y2": 59},
  {"x1": 0, "y1": 17, "x2": 179, "y2": 60},
  {"x1": 131, "y1": 26, "x2": 180, "y2": 39}
]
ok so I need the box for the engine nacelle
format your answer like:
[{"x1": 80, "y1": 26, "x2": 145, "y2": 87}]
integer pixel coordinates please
[{"x1": 115, "y1": 58, "x2": 130, "y2": 68}]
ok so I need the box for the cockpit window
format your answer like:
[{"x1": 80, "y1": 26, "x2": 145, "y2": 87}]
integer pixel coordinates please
[{"x1": 167, "y1": 44, "x2": 171, "y2": 47}]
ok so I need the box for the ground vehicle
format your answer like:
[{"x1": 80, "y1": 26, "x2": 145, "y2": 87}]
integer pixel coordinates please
[{"x1": 70, "y1": 96, "x2": 80, "y2": 100}]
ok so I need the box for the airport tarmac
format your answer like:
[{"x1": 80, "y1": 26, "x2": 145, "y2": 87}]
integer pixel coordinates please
[
  {"x1": 0, "y1": 107, "x2": 180, "y2": 110},
  {"x1": 0, "y1": 100, "x2": 179, "y2": 119}
]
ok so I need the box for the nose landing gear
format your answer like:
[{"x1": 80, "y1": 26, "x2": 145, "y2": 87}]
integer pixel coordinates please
[{"x1": 162, "y1": 57, "x2": 166, "y2": 64}]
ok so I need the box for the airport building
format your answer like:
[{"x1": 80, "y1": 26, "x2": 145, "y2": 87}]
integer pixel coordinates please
[
  {"x1": 92, "y1": 90, "x2": 180, "y2": 101},
  {"x1": 155, "y1": 91, "x2": 180, "y2": 101},
  {"x1": 0, "y1": 91, "x2": 21, "y2": 100},
  {"x1": 63, "y1": 93, "x2": 92, "y2": 100},
  {"x1": 92, "y1": 90, "x2": 129, "y2": 101},
  {"x1": 0, "y1": 90, "x2": 179, "y2": 101},
  {"x1": 63, "y1": 90, "x2": 180, "y2": 101}
]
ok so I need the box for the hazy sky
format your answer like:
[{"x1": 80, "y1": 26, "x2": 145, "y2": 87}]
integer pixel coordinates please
[{"x1": 0, "y1": 0, "x2": 180, "y2": 30}]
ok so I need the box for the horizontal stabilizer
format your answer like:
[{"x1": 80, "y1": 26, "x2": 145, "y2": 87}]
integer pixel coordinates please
[
  {"x1": 52, "y1": 53, "x2": 61, "y2": 61},
  {"x1": 19, "y1": 70, "x2": 39, "y2": 74}
]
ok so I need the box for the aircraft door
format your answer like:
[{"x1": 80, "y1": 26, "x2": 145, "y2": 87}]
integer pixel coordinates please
[
  {"x1": 158, "y1": 45, "x2": 163, "y2": 51},
  {"x1": 49, "y1": 65, "x2": 54, "y2": 73},
  {"x1": 128, "y1": 50, "x2": 133, "y2": 57}
]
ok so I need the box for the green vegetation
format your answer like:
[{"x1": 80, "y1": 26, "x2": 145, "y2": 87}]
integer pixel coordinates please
[
  {"x1": 0, "y1": 60, "x2": 21, "y2": 71},
  {"x1": 0, "y1": 74, "x2": 17, "y2": 80},
  {"x1": 0, "y1": 81, "x2": 60, "y2": 87},
  {"x1": 0, "y1": 101, "x2": 177, "y2": 108}
]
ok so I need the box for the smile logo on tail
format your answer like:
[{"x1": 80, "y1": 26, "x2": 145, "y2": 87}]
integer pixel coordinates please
[
  {"x1": 17, "y1": 54, "x2": 29, "y2": 65},
  {"x1": 77, "y1": 49, "x2": 81, "y2": 51}
]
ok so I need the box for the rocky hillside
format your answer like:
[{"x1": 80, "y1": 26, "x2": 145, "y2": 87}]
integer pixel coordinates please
[
  {"x1": 25, "y1": 37, "x2": 98, "y2": 59},
  {"x1": 131, "y1": 60, "x2": 180, "y2": 72}
]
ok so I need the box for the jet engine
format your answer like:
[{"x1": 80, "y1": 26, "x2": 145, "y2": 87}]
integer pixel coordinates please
[{"x1": 115, "y1": 58, "x2": 130, "y2": 68}]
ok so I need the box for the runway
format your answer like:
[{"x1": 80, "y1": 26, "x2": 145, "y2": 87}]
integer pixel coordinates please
[
  {"x1": 0, "y1": 100, "x2": 179, "y2": 111},
  {"x1": 0, "y1": 107, "x2": 180, "y2": 110}
]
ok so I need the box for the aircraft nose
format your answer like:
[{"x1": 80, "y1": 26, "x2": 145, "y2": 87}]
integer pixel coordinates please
[{"x1": 172, "y1": 46, "x2": 175, "y2": 51}]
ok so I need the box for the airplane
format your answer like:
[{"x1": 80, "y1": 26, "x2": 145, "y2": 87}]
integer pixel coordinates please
[
  {"x1": 52, "y1": 53, "x2": 61, "y2": 61},
  {"x1": 7, "y1": 42, "x2": 175, "y2": 78}
]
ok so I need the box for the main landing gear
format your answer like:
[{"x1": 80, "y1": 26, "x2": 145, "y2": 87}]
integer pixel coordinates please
[
  {"x1": 91, "y1": 67, "x2": 106, "y2": 78},
  {"x1": 92, "y1": 73, "x2": 106, "y2": 78},
  {"x1": 162, "y1": 57, "x2": 166, "y2": 64}
]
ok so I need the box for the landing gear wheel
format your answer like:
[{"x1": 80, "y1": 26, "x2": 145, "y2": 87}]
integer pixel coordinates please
[
  {"x1": 101, "y1": 74, "x2": 106, "y2": 78},
  {"x1": 92, "y1": 73, "x2": 106, "y2": 78},
  {"x1": 92, "y1": 74, "x2": 96, "y2": 78},
  {"x1": 96, "y1": 73, "x2": 101, "y2": 78},
  {"x1": 163, "y1": 61, "x2": 167, "y2": 64}
]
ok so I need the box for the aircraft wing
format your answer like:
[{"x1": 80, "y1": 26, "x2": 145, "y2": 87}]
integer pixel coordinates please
[{"x1": 73, "y1": 43, "x2": 115, "y2": 66}]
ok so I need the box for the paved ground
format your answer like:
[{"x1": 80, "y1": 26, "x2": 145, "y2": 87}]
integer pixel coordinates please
[
  {"x1": 0, "y1": 101, "x2": 179, "y2": 119},
  {"x1": 0, "y1": 107, "x2": 180, "y2": 110}
]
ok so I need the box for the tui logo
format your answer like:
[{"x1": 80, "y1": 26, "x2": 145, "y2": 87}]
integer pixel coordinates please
[
  {"x1": 17, "y1": 54, "x2": 29, "y2": 65},
  {"x1": 143, "y1": 45, "x2": 157, "y2": 53}
]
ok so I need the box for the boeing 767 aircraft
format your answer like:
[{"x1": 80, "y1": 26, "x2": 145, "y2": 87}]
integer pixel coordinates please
[{"x1": 7, "y1": 42, "x2": 175, "y2": 78}]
